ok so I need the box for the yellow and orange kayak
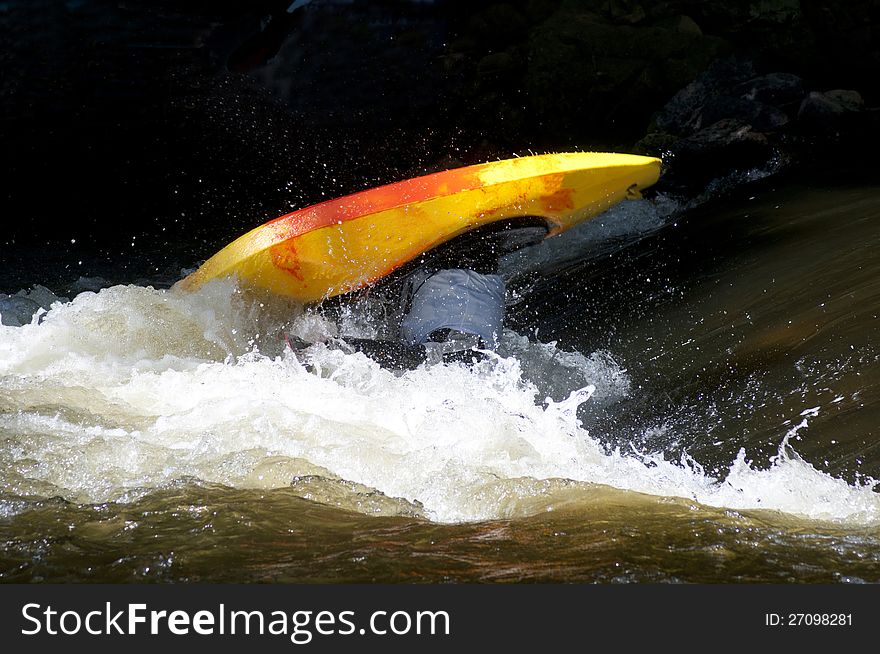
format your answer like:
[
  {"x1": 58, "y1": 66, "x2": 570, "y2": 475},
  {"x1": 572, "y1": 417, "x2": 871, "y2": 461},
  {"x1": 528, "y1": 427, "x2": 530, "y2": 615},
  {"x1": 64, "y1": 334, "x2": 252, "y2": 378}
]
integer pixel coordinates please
[{"x1": 178, "y1": 151, "x2": 661, "y2": 303}]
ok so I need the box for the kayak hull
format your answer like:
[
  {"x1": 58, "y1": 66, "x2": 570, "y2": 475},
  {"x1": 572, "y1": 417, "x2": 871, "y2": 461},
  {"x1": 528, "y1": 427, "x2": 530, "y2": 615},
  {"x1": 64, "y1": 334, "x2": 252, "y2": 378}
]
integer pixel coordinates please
[{"x1": 178, "y1": 152, "x2": 661, "y2": 303}]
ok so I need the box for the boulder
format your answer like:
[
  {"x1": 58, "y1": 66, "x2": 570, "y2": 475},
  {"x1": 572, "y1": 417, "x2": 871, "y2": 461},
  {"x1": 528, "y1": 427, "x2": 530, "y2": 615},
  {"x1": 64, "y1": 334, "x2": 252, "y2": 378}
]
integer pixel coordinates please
[
  {"x1": 733, "y1": 72, "x2": 805, "y2": 107},
  {"x1": 644, "y1": 60, "x2": 812, "y2": 194},
  {"x1": 660, "y1": 119, "x2": 774, "y2": 191},
  {"x1": 654, "y1": 57, "x2": 757, "y2": 136},
  {"x1": 822, "y1": 89, "x2": 865, "y2": 112},
  {"x1": 797, "y1": 89, "x2": 866, "y2": 132},
  {"x1": 700, "y1": 97, "x2": 789, "y2": 133},
  {"x1": 0, "y1": 295, "x2": 42, "y2": 327},
  {"x1": 654, "y1": 63, "x2": 805, "y2": 138}
]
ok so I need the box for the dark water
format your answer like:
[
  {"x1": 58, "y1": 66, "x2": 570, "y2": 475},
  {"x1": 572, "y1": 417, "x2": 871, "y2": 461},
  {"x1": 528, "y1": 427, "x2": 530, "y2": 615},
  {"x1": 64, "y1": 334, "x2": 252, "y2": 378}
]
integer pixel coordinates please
[
  {"x1": 2, "y1": 169, "x2": 879, "y2": 583},
  {"x1": 4, "y1": 484, "x2": 879, "y2": 583},
  {"x1": 519, "y1": 170, "x2": 880, "y2": 484}
]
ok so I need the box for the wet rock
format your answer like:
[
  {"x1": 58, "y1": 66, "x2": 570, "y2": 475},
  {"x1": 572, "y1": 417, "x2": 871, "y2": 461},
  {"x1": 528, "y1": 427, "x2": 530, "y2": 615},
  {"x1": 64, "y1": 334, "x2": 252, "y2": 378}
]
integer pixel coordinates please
[
  {"x1": 653, "y1": 63, "x2": 804, "y2": 141},
  {"x1": 22, "y1": 284, "x2": 64, "y2": 310},
  {"x1": 637, "y1": 54, "x2": 875, "y2": 196},
  {"x1": 0, "y1": 295, "x2": 42, "y2": 327},
  {"x1": 733, "y1": 72, "x2": 805, "y2": 107},
  {"x1": 654, "y1": 57, "x2": 757, "y2": 136},
  {"x1": 660, "y1": 119, "x2": 773, "y2": 192},
  {"x1": 632, "y1": 130, "x2": 679, "y2": 156},
  {"x1": 822, "y1": 89, "x2": 865, "y2": 112},
  {"x1": 797, "y1": 92, "x2": 843, "y2": 119},
  {"x1": 700, "y1": 97, "x2": 789, "y2": 133},
  {"x1": 797, "y1": 89, "x2": 866, "y2": 132},
  {"x1": 641, "y1": 58, "x2": 795, "y2": 192},
  {"x1": 799, "y1": 91, "x2": 851, "y2": 118},
  {"x1": 69, "y1": 276, "x2": 112, "y2": 294},
  {"x1": 644, "y1": 69, "x2": 877, "y2": 197}
]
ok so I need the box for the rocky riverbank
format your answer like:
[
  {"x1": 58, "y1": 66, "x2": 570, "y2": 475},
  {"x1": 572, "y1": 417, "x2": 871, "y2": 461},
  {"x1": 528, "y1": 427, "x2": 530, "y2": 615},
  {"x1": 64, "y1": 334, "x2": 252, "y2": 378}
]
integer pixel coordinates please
[{"x1": 438, "y1": 0, "x2": 879, "y2": 196}]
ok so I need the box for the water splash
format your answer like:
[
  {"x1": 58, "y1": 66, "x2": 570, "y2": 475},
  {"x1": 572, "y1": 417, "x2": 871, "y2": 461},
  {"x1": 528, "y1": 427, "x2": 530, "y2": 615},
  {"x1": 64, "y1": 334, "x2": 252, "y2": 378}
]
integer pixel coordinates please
[
  {"x1": 1, "y1": 279, "x2": 877, "y2": 525},
  {"x1": 498, "y1": 199, "x2": 666, "y2": 278}
]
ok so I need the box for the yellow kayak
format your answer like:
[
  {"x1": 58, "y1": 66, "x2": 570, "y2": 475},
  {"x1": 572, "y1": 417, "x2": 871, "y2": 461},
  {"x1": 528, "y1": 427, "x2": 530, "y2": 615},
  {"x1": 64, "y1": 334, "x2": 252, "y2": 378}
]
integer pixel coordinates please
[{"x1": 178, "y1": 151, "x2": 661, "y2": 303}]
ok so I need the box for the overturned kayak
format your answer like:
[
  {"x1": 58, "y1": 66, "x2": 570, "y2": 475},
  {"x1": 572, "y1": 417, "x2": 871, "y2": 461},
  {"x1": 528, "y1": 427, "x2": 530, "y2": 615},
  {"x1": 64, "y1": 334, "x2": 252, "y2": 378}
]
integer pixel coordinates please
[{"x1": 178, "y1": 151, "x2": 661, "y2": 303}]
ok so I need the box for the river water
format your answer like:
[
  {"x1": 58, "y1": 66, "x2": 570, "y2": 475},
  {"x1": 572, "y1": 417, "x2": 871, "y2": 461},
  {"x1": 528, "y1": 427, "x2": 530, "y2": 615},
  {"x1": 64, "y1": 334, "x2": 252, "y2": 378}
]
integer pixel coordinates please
[{"x1": 1, "y1": 165, "x2": 878, "y2": 583}]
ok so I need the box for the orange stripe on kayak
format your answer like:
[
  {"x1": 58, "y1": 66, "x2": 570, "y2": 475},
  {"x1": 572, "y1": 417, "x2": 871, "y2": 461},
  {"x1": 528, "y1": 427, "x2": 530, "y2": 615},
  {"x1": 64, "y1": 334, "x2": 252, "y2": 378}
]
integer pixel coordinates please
[
  {"x1": 265, "y1": 166, "x2": 484, "y2": 244},
  {"x1": 538, "y1": 179, "x2": 575, "y2": 213},
  {"x1": 270, "y1": 238, "x2": 305, "y2": 282}
]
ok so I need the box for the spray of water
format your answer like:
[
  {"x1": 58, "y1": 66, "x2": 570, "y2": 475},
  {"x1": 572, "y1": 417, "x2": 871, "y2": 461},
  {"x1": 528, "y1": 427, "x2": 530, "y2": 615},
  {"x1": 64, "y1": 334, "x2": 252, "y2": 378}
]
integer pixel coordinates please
[{"x1": 1, "y1": 276, "x2": 877, "y2": 526}]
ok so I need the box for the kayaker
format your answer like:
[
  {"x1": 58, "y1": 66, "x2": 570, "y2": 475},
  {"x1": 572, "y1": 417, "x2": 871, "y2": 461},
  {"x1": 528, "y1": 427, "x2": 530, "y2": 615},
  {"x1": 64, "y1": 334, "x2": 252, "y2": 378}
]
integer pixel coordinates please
[{"x1": 289, "y1": 223, "x2": 546, "y2": 368}]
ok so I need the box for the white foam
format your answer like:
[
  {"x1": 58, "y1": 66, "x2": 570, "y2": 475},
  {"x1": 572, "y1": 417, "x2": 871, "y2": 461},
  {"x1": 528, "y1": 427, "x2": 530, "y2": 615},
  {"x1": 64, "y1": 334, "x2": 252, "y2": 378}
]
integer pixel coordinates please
[{"x1": 1, "y1": 280, "x2": 877, "y2": 525}]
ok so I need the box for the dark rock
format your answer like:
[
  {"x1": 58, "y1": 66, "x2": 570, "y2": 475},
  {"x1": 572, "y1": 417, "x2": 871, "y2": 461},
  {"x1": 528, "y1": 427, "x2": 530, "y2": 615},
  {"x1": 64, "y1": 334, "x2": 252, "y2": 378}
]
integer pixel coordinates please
[
  {"x1": 648, "y1": 61, "x2": 873, "y2": 198},
  {"x1": 0, "y1": 295, "x2": 42, "y2": 327},
  {"x1": 798, "y1": 88, "x2": 863, "y2": 119},
  {"x1": 678, "y1": 119, "x2": 770, "y2": 155},
  {"x1": 798, "y1": 91, "x2": 849, "y2": 119},
  {"x1": 796, "y1": 89, "x2": 866, "y2": 134},
  {"x1": 655, "y1": 64, "x2": 802, "y2": 139},
  {"x1": 654, "y1": 57, "x2": 757, "y2": 136},
  {"x1": 733, "y1": 72, "x2": 805, "y2": 107},
  {"x1": 660, "y1": 119, "x2": 774, "y2": 192},
  {"x1": 633, "y1": 130, "x2": 679, "y2": 157},
  {"x1": 823, "y1": 89, "x2": 865, "y2": 112},
  {"x1": 69, "y1": 276, "x2": 112, "y2": 294},
  {"x1": 647, "y1": 60, "x2": 809, "y2": 195},
  {"x1": 701, "y1": 97, "x2": 789, "y2": 132}
]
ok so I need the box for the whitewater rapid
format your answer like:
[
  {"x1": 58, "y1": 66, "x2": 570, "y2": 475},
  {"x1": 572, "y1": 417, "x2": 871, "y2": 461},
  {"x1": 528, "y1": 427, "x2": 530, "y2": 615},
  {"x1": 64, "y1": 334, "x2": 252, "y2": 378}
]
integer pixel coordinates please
[{"x1": 1, "y1": 272, "x2": 877, "y2": 526}]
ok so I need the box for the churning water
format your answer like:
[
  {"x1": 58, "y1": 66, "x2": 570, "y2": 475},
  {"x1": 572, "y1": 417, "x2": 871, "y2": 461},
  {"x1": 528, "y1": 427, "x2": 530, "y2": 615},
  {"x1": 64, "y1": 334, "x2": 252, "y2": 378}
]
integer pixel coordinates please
[{"x1": 1, "y1": 168, "x2": 879, "y2": 582}]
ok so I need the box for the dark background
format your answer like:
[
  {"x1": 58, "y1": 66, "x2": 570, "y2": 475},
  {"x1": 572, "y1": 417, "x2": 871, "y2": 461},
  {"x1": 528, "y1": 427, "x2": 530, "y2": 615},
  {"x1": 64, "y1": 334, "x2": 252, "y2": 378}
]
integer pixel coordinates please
[{"x1": 2, "y1": 0, "x2": 878, "y2": 289}]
